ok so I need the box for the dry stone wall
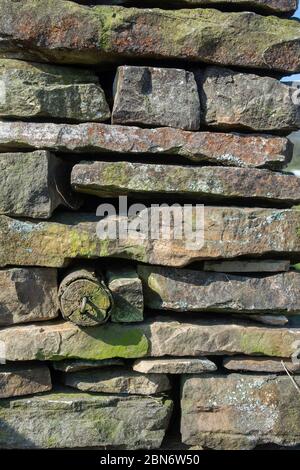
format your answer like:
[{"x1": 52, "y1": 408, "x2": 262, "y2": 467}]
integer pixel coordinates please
[{"x1": 0, "y1": 0, "x2": 299, "y2": 450}]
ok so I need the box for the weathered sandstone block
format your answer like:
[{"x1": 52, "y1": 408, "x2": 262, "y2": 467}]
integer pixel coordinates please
[
  {"x1": 1, "y1": 207, "x2": 300, "y2": 268},
  {"x1": 112, "y1": 66, "x2": 200, "y2": 130},
  {"x1": 0, "y1": 151, "x2": 81, "y2": 219},
  {"x1": 0, "y1": 364, "x2": 52, "y2": 398},
  {"x1": 1, "y1": 2, "x2": 300, "y2": 73},
  {"x1": 0, "y1": 268, "x2": 58, "y2": 325},
  {"x1": 133, "y1": 358, "x2": 217, "y2": 374},
  {"x1": 53, "y1": 359, "x2": 125, "y2": 373},
  {"x1": 138, "y1": 266, "x2": 300, "y2": 315},
  {"x1": 204, "y1": 259, "x2": 290, "y2": 272},
  {"x1": 0, "y1": 390, "x2": 173, "y2": 449},
  {"x1": 223, "y1": 356, "x2": 300, "y2": 373},
  {"x1": 0, "y1": 317, "x2": 299, "y2": 360},
  {"x1": 181, "y1": 374, "x2": 300, "y2": 449},
  {"x1": 107, "y1": 267, "x2": 144, "y2": 323},
  {"x1": 0, "y1": 121, "x2": 291, "y2": 169},
  {"x1": 71, "y1": 161, "x2": 300, "y2": 206},
  {"x1": 200, "y1": 67, "x2": 300, "y2": 132},
  {"x1": 62, "y1": 368, "x2": 171, "y2": 395},
  {"x1": 0, "y1": 59, "x2": 110, "y2": 122}
]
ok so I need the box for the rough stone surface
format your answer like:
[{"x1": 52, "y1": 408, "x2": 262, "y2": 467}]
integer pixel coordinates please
[
  {"x1": 133, "y1": 358, "x2": 217, "y2": 374},
  {"x1": 107, "y1": 266, "x2": 144, "y2": 323},
  {"x1": 0, "y1": 59, "x2": 110, "y2": 122},
  {"x1": 1, "y1": 317, "x2": 299, "y2": 360},
  {"x1": 0, "y1": 268, "x2": 58, "y2": 325},
  {"x1": 62, "y1": 368, "x2": 171, "y2": 395},
  {"x1": 1, "y1": 207, "x2": 300, "y2": 268},
  {"x1": 0, "y1": 121, "x2": 291, "y2": 170},
  {"x1": 112, "y1": 66, "x2": 200, "y2": 130},
  {"x1": 235, "y1": 314, "x2": 289, "y2": 326},
  {"x1": 1, "y1": 2, "x2": 300, "y2": 73},
  {"x1": 0, "y1": 364, "x2": 52, "y2": 398},
  {"x1": 0, "y1": 389, "x2": 173, "y2": 449},
  {"x1": 52, "y1": 359, "x2": 125, "y2": 373},
  {"x1": 71, "y1": 161, "x2": 300, "y2": 206},
  {"x1": 200, "y1": 67, "x2": 300, "y2": 132},
  {"x1": 0, "y1": 151, "x2": 81, "y2": 219},
  {"x1": 0, "y1": 321, "x2": 148, "y2": 361},
  {"x1": 223, "y1": 356, "x2": 300, "y2": 373},
  {"x1": 181, "y1": 374, "x2": 300, "y2": 450},
  {"x1": 138, "y1": 266, "x2": 300, "y2": 315},
  {"x1": 204, "y1": 260, "x2": 290, "y2": 273}
]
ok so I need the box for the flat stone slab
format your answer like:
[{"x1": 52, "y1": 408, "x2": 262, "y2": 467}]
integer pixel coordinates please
[
  {"x1": 0, "y1": 389, "x2": 172, "y2": 449},
  {"x1": 62, "y1": 368, "x2": 171, "y2": 395},
  {"x1": 204, "y1": 260, "x2": 290, "y2": 273},
  {"x1": 1, "y1": 207, "x2": 299, "y2": 268},
  {"x1": 0, "y1": 121, "x2": 291, "y2": 170},
  {"x1": 71, "y1": 161, "x2": 300, "y2": 206},
  {"x1": 52, "y1": 359, "x2": 125, "y2": 373},
  {"x1": 107, "y1": 266, "x2": 144, "y2": 323},
  {"x1": 235, "y1": 314, "x2": 289, "y2": 326},
  {"x1": 0, "y1": 364, "x2": 52, "y2": 398},
  {"x1": 133, "y1": 358, "x2": 217, "y2": 374},
  {"x1": 0, "y1": 317, "x2": 299, "y2": 360},
  {"x1": 138, "y1": 266, "x2": 300, "y2": 315},
  {"x1": 181, "y1": 374, "x2": 300, "y2": 450},
  {"x1": 223, "y1": 356, "x2": 300, "y2": 373},
  {"x1": 200, "y1": 67, "x2": 300, "y2": 132},
  {"x1": 0, "y1": 151, "x2": 81, "y2": 218},
  {"x1": 1, "y1": 2, "x2": 300, "y2": 73},
  {"x1": 112, "y1": 66, "x2": 200, "y2": 130},
  {"x1": 0, "y1": 268, "x2": 58, "y2": 325}
]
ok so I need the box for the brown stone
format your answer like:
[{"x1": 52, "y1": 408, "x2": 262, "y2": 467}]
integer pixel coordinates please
[
  {"x1": 133, "y1": 357, "x2": 217, "y2": 374},
  {"x1": 223, "y1": 356, "x2": 300, "y2": 373},
  {"x1": 0, "y1": 364, "x2": 52, "y2": 398},
  {"x1": 52, "y1": 359, "x2": 125, "y2": 373}
]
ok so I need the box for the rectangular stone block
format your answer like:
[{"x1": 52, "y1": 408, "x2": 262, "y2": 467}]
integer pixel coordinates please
[
  {"x1": 0, "y1": 151, "x2": 81, "y2": 218},
  {"x1": 203, "y1": 259, "x2": 290, "y2": 273},
  {"x1": 107, "y1": 266, "x2": 144, "y2": 323},
  {"x1": 0, "y1": 58, "x2": 110, "y2": 122},
  {"x1": 1, "y1": 2, "x2": 300, "y2": 73},
  {"x1": 200, "y1": 67, "x2": 300, "y2": 132},
  {"x1": 0, "y1": 364, "x2": 52, "y2": 398},
  {"x1": 181, "y1": 374, "x2": 300, "y2": 449},
  {"x1": 133, "y1": 358, "x2": 217, "y2": 374},
  {"x1": 112, "y1": 66, "x2": 200, "y2": 130},
  {"x1": 0, "y1": 121, "x2": 291, "y2": 170},
  {"x1": 0, "y1": 267, "x2": 58, "y2": 325},
  {"x1": 1, "y1": 207, "x2": 300, "y2": 268},
  {"x1": 223, "y1": 356, "x2": 300, "y2": 373},
  {"x1": 0, "y1": 389, "x2": 172, "y2": 449},
  {"x1": 71, "y1": 161, "x2": 300, "y2": 206},
  {"x1": 138, "y1": 266, "x2": 300, "y2": 315}
]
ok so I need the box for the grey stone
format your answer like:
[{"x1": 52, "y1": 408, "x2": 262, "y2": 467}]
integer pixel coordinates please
[
  {"x1": 112, "y1": 66, "x2": 200, "y2": 130},
  {"x1": 235, "y1": 314, "x2": 289, "y2": 326},
  {"x1": 0, "y1": 268, "x2": 58, "y2": 326},
  {"x1": 52, "y1": 359, "x2": 125, "y2": 373},
  {"x1": 133, "y1": 358, "x2": 217, "y2": 374},
  {"x1": 0, "y1": 59, "x2": 110, "y2": 122},
  {"x1": 181, "y1": 374, "x2": 300, "y2": 449},
  {"x1": 62, "y1": 368, "x2": 171, "y2": 395},
  {"x1": 0, "y1": 389, "x2": 173, "y2": 449},
  {"x1": 204, "y1": 260, "x2": 290, "y2": 273},
  {"x1": 200, "y1": 67, "x2": 300, "y2": 132},
  {"x1": 0, "y1": 364, "x2": 52, "y2": 398}
]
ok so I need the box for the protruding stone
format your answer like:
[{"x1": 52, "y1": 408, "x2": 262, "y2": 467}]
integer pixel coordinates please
[
  {"x1": 71, "y1": 161, "x2": 300, "y2": 206},
  {"x1": 61, "y1": 368, "x2": 171, "y2": 395},
  {"x1": 204, "y1": 260, "x2": 290, "y2": 273},
  {"x1": 133, "y1": 358, "x2": 217, "y2": 374},
  {"x1": 112, "y1": 66, "x2": 200, "y2": 130},
  {"x1": 0, "y1": 59, "x2": 110, "y2": 122},
  {"x1": 0, "y1": 364, "x2": 52, "y2": 398},
  {"x1": 0, "y1": 121, "x2": 291, "y2": 170},
  {"x1": 1, "y1": 2, "x2": 300, "y2": 73},
  {"x1": 0, "y1": 389, "x2": 173, "y2": 449},
  {"x1": 0, "y1": 268, "x2": 58, "y2": 325},
  {"x1": 138, "y1": 266, "x2": 300, "y2": 315},
  {"x1": 1, "y1": 207, "x2": 300, "y2": 268},
  {"x1": 0, "y1": 151, "x2": 81, "y2": 218},
  {"x1": 223, "y1": 356, "x2": 300, "y2": 373},
  {"x1": 107, "y1": 266, "x2": 144, "y2": 323},
  {"x1": 200, "y1": 67, "x2": 300, "y2": 132},
  {"x1": 52, "y1": 359, "x2": 125, "y2": 373},
  {"x1": 181, "y1": 374, "x2": 300, "y2": 450}
]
